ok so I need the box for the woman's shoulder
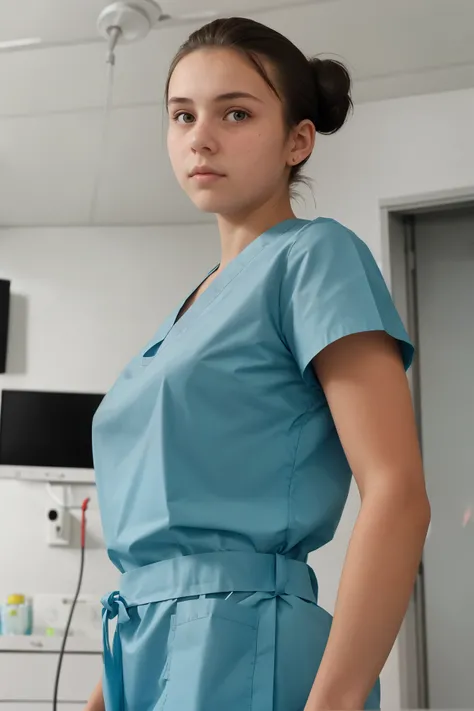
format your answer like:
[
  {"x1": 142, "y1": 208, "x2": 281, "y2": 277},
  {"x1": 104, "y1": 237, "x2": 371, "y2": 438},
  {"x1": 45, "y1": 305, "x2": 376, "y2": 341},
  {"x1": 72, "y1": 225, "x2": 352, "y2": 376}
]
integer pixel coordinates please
[
  {"x1": 286, "y1": 216, "x2": 366, "y2": 251},
  {"x1": 279, "y1": 217, "x2": 374, "y2": 268}
]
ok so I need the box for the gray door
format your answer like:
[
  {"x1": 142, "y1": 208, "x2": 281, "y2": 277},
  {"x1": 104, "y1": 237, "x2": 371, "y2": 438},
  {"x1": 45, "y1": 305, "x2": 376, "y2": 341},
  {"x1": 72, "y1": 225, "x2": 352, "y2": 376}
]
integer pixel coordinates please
[{"x1": 415, "y1": 207, "x2": 474, "y2": 709}]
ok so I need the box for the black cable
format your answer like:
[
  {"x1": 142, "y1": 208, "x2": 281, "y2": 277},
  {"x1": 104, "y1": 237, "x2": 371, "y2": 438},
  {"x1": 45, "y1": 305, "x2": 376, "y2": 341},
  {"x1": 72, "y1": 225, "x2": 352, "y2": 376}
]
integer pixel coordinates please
[{"x1": 52, "y1": 544, "x2": 86, "y2": 710}]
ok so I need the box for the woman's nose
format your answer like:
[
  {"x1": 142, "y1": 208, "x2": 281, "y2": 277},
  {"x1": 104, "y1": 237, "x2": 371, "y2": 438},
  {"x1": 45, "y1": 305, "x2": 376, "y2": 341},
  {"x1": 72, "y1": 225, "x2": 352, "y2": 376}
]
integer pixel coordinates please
[{"x1": 189, "y1": 121, "x2": 218, "y2": 154}]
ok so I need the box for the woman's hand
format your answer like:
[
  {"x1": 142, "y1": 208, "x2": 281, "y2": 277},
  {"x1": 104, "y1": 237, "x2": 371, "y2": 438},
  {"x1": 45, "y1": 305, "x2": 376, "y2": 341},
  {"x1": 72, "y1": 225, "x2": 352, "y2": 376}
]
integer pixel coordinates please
[{"x1": 83, "y1": 678, "x2": 105, "y2": 711}]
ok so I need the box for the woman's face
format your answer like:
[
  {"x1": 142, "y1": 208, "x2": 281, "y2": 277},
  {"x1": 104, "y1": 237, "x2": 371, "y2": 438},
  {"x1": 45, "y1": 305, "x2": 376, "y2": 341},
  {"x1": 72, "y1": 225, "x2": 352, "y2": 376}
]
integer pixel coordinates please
[{"x1": 166, "y1": 48, "x2": 294, "y2": 218}]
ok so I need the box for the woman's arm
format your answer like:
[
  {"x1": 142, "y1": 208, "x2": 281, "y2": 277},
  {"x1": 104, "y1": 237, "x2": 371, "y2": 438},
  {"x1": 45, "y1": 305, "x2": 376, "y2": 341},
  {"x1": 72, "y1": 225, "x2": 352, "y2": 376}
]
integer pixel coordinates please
[
  {"x1": 304, "y1": 331, "x2": 430, "y2": 711},
  {"x1": 84, "y1": 678, "x2": 105, "y2": 711}
]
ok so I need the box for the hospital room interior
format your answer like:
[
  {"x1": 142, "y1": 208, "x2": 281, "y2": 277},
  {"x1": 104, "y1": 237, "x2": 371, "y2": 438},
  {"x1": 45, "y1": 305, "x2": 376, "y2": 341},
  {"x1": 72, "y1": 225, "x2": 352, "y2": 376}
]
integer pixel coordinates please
[{"x1": 0, "y1": 0, "x2": 473, "y2": 709}]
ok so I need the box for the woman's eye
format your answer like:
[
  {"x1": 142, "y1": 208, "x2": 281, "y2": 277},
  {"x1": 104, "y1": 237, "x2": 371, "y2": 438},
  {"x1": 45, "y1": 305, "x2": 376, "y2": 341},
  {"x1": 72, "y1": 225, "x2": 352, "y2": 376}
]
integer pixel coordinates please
[
  {"x1": 174, "y1": 112, "x2": 194, "y2": 124},
  {"x1": 226, "y1": 110, "x2": 249, "y2": 122}
]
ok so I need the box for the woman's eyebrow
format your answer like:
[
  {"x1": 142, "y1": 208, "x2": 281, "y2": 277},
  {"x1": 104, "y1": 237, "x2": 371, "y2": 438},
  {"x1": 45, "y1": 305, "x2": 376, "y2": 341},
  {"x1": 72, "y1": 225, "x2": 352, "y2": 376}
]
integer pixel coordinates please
[{"x1": 167, "y1": 91, "x2": 264, "y2": 105}]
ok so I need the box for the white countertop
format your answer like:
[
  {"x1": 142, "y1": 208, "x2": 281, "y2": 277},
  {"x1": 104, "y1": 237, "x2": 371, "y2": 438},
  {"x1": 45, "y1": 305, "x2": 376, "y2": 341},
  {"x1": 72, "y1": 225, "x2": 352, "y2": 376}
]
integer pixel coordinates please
[{"x1": 0, "y1": 634, "x2": 102, "y2": 653}]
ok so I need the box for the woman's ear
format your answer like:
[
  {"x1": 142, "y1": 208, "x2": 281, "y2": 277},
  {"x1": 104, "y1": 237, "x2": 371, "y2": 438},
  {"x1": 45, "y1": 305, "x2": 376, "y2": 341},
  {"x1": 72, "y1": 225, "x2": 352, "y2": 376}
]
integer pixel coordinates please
[{"x1": 287, "y1": 119, "x2": 316, "y2": 166}]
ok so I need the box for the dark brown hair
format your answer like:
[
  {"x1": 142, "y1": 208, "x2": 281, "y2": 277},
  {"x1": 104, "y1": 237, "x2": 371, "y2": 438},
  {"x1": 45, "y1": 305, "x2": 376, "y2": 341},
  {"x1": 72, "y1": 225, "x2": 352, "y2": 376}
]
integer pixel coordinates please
[{"x1": 165, "y1": 16, "x2": 353, "y2": 193}]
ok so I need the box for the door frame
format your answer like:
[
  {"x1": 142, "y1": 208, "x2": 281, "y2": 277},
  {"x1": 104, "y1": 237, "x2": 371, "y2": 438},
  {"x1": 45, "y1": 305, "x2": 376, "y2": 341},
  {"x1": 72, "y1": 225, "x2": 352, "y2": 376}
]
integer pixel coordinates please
[{"x1": 380, "y1": 185, "x2": 474, "y2": 709}]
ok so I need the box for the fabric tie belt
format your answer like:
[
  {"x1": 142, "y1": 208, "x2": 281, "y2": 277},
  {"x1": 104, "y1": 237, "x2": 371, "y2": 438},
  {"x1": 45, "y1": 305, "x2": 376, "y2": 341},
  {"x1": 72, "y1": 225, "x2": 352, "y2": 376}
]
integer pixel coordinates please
[{"x1": 101, "y1": 550, "x2": 319, "y2": 711}]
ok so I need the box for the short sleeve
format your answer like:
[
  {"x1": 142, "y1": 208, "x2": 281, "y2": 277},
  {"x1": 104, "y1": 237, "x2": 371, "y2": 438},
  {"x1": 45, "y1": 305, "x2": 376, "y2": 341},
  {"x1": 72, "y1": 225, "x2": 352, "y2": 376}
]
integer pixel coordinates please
[{"x1": 280, "y1": 219, "x2": 415, "y2": 383}]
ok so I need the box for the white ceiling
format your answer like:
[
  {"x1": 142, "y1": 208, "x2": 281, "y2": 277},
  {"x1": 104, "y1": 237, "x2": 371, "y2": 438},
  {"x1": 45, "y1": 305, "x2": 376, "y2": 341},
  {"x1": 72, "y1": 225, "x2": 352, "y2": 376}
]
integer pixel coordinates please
[
  {"x1": 0, "y1": 0, "x2": 322, "y2": 45},
  {"x1": 1, "y1": 0, "x2": 474, "y2": 227}
]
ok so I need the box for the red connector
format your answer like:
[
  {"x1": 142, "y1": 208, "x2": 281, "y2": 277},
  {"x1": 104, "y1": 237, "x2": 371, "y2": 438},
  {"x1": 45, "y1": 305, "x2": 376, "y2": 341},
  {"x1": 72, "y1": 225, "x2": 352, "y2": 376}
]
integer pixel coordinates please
[{"x1": 81, "y1": 498, "x2": 90, "y2": 549}]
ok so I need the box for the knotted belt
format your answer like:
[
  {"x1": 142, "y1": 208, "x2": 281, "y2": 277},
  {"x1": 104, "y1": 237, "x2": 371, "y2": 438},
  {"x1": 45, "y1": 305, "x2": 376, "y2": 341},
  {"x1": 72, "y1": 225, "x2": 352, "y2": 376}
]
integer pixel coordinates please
[{"x1": 101, "y1": 550, "x2": 319, "y2": 711}]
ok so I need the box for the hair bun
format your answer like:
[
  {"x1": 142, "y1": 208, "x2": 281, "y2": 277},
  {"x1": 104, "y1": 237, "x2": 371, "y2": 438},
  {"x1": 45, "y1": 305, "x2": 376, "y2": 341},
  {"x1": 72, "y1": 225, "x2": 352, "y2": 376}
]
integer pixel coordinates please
[{"x1": 308, "y1": 57, "x2": 353, "y2": 134}]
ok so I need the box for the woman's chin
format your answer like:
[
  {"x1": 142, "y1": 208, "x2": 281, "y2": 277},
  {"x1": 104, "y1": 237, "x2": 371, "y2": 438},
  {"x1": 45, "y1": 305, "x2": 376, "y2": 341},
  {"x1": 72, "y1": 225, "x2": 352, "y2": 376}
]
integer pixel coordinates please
[{"x1": 190, "y1": 194, "x2": 234, "y2": 215}]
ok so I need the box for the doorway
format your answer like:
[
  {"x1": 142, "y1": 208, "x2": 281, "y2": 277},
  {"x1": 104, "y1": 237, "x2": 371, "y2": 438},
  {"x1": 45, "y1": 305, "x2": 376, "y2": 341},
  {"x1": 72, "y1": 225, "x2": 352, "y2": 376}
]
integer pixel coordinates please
[{"x1": 383, "y1": 192, "x2": 474, "y2": 709}]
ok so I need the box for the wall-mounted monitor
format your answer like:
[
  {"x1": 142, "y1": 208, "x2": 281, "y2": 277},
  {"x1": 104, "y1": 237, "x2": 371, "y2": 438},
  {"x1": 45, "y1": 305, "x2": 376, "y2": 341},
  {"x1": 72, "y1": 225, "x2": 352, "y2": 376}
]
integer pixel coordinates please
[
  {"x1": 0, "y1": 389, "x2": 104, "y2": 483},
  {"x1": 0, "y1": 280, "x2": 10, "y2": 374}
]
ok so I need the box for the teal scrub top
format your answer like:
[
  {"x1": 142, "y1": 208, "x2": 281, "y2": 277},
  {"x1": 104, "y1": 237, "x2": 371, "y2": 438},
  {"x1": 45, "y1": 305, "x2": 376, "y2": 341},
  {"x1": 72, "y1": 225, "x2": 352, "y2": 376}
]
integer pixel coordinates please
[{"x1": 92, "y1": 217, "x2": 414, "y2": 711}]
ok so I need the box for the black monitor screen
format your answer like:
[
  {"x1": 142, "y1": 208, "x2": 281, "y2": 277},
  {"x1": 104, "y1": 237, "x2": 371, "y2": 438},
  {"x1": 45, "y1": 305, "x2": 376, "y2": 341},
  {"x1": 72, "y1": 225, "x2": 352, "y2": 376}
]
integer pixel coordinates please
[
  {"x1": 0, "y1": 280, "x2": 10, "y2": 374},
  {"x1": 0, "y1": 390, "x2": 104, "y2": 468}
]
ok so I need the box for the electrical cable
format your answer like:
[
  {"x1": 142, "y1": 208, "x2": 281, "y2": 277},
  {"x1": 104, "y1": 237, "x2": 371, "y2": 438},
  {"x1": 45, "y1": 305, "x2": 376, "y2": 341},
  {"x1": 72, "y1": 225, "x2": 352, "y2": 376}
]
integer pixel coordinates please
[
  {"x1": 88, "y1": 26, "x2": 121, "y2": 225},
  {"x1": 106, "y1": 25, "x2": 122, "y2": 66},
  {"x1": 52, "y1": 497, "x2": 90, "y2": 711}
]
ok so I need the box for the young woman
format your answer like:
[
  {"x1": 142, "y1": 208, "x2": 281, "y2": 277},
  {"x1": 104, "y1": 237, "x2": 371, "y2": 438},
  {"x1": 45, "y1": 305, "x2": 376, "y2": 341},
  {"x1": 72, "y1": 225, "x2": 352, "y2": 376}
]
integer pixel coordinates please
[{"x1": 86, "y1": 16, "x2": 430, "y2": 711}]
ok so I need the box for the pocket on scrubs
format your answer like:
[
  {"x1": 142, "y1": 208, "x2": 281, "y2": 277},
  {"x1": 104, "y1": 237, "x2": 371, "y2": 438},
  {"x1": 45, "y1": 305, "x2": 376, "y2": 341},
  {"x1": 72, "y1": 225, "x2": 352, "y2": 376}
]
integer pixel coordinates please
[{"x1": 162, "y1": 596, "x2": 259, "y2": 711}]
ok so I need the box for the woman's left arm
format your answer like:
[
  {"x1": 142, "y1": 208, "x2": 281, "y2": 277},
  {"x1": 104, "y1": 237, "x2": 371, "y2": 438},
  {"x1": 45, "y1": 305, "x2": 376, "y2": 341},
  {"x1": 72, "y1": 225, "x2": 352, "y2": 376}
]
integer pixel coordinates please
[{"x1": 304, "y1": 330, "x2": 431, "y2": 711}]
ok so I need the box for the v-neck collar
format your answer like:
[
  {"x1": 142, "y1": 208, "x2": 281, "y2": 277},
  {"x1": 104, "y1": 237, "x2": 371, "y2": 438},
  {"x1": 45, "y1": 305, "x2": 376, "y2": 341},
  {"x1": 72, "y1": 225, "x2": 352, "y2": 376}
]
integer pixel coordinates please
[
  {"x1": 173, "y1": 262, "x2": 220, "y2": 326},
  {"x1": 142, "y1": 217, "x2": 302, "y2": 362}
]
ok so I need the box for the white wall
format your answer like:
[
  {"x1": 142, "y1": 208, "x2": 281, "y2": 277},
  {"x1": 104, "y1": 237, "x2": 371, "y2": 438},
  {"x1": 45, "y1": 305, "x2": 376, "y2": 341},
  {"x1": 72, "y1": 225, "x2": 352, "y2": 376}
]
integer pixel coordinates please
[
  {"x1": 0, "y1": 224, "x2": 219, "y2": 602},
  {"x1": 1, "y1": 86, "x2": 472, "y2": 708},
  {"x1": 308, "y1": 86, "x2": 474, "y2": 709},
  {"x1": 308, "y1": 86, "x2": 474, "y2": 258}
]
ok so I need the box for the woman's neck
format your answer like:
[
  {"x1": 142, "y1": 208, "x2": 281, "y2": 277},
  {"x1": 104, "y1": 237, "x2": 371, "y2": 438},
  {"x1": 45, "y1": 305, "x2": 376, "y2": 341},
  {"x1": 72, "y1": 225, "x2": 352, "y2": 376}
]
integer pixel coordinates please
[{"x1": 216, "y1": 202, "x2": 296, "y2": 269}]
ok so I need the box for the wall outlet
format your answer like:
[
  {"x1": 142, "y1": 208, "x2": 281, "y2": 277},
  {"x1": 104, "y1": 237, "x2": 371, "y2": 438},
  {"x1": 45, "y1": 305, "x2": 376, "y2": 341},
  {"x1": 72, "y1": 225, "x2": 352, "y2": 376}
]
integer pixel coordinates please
[{"x1": 47, "y1": 506, "x2": 71, "y2": 546}]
